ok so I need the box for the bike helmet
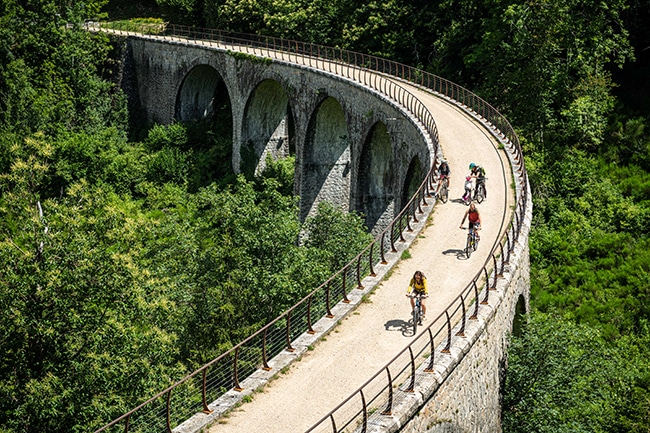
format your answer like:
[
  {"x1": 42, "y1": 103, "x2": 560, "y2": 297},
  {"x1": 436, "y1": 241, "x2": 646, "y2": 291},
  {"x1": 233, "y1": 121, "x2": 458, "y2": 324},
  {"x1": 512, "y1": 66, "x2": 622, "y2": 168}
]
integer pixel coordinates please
[
  {"x1": 469, "y1": 162, "x2": 476, "y2": 169},
  {"x1": 466, "y1": 176, "x2": 472, "y2": 181}
]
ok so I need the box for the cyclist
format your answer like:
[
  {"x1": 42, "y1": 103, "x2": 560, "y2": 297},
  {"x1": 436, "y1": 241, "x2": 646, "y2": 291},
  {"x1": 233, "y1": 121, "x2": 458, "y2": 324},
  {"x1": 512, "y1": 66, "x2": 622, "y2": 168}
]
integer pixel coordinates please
[
  {"x1": 434, "y1": 159, "x2": 451, "y2": 197},
  {"x1": 469, "y1": 162, "x2": 487, "y2": 199},
  {"x1": 462, "y1": 175, "x2": 474, "y2": 203},
  {"x1": 460, "y1": 203, "x2": 481, "y2": 240},
  {"x1": 405, "y1": 270, "x2": 428, "y2": 320}
]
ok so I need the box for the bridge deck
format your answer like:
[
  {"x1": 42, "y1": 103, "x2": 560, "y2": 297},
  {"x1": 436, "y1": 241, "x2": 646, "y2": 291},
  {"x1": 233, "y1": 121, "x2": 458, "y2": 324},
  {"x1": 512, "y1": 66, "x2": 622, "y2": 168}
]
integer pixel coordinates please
[{"x1": 202, "y1": 71, "x2": 514, "y2": 431}]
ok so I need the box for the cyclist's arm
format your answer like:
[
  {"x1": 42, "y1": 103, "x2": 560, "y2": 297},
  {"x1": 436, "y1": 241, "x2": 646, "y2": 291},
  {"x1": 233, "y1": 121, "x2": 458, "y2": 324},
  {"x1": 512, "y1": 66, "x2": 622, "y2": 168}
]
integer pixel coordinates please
[{"x1": 422, "y1": 278, "x2": 428, "y2": 295}]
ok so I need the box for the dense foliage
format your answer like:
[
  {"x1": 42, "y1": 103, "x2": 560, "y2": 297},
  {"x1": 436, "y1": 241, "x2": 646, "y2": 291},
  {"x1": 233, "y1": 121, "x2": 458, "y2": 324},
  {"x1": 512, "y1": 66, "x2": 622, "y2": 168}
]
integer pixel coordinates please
[
  {"x1": 503, "y1": 314, "x2": 650, "y2": 433},
  {"x1": 1, "y1": 0, "x2": 649, "y2": 431},
  {"x1": 0, "y1": 2, "x2": 372, "y2": 431}
]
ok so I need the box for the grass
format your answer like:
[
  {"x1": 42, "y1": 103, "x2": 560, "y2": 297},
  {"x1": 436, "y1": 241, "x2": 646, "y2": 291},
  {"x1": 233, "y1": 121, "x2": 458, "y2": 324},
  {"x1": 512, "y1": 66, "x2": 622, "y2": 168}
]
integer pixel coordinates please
[{"x1": 99, "y1": 18, "x2": 167, "y2": 34}]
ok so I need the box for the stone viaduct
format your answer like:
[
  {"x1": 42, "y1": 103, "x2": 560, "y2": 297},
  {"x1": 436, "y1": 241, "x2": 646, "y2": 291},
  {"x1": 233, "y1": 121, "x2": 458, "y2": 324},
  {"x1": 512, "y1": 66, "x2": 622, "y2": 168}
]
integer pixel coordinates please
[
  {"x1": 100, "y1": 26, "x2": 532, "y2": 433},
  {"x1": 121, "y1": 37, "x2": 433, "y2": 233}
]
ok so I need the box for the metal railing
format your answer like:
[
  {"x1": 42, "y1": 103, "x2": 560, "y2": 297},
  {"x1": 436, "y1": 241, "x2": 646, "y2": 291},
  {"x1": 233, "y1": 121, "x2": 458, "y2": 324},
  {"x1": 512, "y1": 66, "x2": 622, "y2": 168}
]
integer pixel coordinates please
[
  {"x1": 306, "y1": 185, "x2": 529, "y2": 433},
  {"x1": 90, "y1": 23, "x2": 529, "y2": 433}
]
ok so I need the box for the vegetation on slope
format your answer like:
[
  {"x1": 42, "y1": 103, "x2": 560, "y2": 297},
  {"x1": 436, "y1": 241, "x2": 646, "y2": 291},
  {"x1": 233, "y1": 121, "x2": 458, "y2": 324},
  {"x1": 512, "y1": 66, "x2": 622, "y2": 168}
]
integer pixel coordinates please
[
  {"x1": 0, "y1": 2, "x2": 372, "y2": 431},
  {"x1": 1, "y1": 0, "x2": 649, "y2": 431}
]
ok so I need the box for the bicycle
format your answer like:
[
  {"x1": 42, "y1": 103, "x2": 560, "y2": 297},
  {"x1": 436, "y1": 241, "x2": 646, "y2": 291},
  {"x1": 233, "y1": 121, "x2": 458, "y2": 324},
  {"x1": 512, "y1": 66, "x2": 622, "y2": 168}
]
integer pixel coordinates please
[
  {"x1": 408, "y1": 293, "x2": 427, "y2": 334},
  {"x1": 474, "y1": 178, "x2": 487, "y2": 204},
  {"x1": 464, "y1": 225, "x2": 480, "y2": 258},
  {"x1": 461, "y1": 187, "x2": 474, "y2": 205},
  {"x1": 438, "y1": 176, "x2": 449, "y2": 203}
]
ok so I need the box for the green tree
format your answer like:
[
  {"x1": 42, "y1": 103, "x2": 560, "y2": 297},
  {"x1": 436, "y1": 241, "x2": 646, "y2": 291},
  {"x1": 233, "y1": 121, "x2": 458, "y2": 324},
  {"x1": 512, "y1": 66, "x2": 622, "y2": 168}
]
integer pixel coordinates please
[
  {"x1": 0, "y1": 134, "x2": 183, "y2": 432},
  {"x1": 0, "y1": 0, "x2": 122, "y2": 137},
  {"x1": 302, "y1": 201, "x2": 374, "y2": 272},
  {"x1": 503, "y1": 313, "x2": 650, "y2": 433}
]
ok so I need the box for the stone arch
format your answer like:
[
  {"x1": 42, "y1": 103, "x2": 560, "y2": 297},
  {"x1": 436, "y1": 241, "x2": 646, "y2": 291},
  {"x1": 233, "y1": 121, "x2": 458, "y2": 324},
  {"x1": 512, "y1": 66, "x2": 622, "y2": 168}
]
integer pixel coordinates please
[
  {"x1": 355, "y1": 122, "x2": 394, "y2": 231},
  {"x1": 512, "y1": 293, "x2": 527, "y2": 337},
  {"x1": 301, "y1": 97, "x2": 350, "y2": 221},
  {"x1": 175, "y1": 65, "x2": 232, "y2": 130},
  {"x1": 240, "y1": 79, "x2": 295, "y2": 177},
  {"x1": 401, "y1": 155, "x2": 424, "y2": 210}
]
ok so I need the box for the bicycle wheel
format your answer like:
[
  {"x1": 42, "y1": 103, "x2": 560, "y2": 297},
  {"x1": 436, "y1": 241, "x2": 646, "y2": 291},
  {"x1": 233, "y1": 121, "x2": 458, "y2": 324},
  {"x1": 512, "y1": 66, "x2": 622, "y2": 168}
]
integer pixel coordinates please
[
  {"x1": 440, "y1": 180, "x2": 449, "y2": 203},
  {"x1": 412, "y1": 307, "x2": 419, "y2": 334},
  {"x1": 465, "y1": 235, "x2": 472, "y2": 258},
  {"x1": 476, "y1": 184, "x2": 485, "y2": 203}
]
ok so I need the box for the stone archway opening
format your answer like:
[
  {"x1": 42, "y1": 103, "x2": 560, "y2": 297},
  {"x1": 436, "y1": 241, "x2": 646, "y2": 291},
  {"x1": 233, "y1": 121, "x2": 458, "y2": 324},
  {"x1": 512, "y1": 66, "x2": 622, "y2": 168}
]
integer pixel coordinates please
[
  {"x1": 401, "y1": 156, "x2": 423, "y2": 211},
  {"x1": 240, "y1": 79, "x2": 295, "y2": 177},
  {"x1": 174, "y1": 64, "x2": 234, "y2": 184},
  {"x1": 356, "y1": 122, "x2": 394, "y2": 233},
  {"x1": 512, "y1": 294, "x2": 527, "y2": 337},
  {"x1": 301, "y1": 97, "x2": 350, "y2": 222},
  {"x1": 175, "y1": 65, "x2": 231, "y2": 129}
]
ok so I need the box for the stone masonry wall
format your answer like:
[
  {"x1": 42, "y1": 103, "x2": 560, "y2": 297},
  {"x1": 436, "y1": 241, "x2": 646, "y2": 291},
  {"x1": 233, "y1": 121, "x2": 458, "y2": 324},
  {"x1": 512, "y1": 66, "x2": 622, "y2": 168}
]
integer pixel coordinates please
[{"x1": 121, "y1": 36, "x2": 434, "y2": 233}]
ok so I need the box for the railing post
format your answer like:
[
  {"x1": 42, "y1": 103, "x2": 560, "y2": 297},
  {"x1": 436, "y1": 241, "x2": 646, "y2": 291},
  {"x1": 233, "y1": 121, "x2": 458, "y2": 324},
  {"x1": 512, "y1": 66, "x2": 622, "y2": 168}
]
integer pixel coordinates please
[
  {"x1": 262, "y1": 328, "x2": 271, "y2": 370},
  {"x1": 233, "y1": 347, "x2": 243, "y2": 391},
  {"x1": 326, "y1": 281, "x2": 334, "y2": 318},
  {"x1": 457, "y1": 295, "x2": 466, "y2": 337},
  {"x1": 406, "y1": 347, "x2": 416, "y2": 392},
  {"x1": 329, "y1": 415, "x2": 337, "y2": 433},
  {"x1": 381, "y1": 367, "x2": 394, "y2": 415},
  {"x1": 360, "y1": 390, "x2": 368, "y2": 433},
  {"x1": 380, "y1": 233, "x2": 388, "y2": 264},
  {"x1": 307, "y1": 295, "x2": 316, "y2": 334},
  {"x1": 499, "y1": 241, "x2": 507, "y2": 275},
  {"x1": 166, "y1": 390, "x2": 172, "y2": 433},
  {"x1": 481, "y1": 281, "x2": 490, "y2": 305},
  {"x1": 442, "y1": 311, "x2": 452, "y2": 353},
  {"x1": 390, "y1": 222, "x2": 398, "y2": 252},
  {"x1": 424, "y1": 328, "x2": 436, "y2": 372},
  {"x1": 201, "y1": 368, "x2": 213, "y2": 414},
  {"x1": 286, "y1": 311, "x2": 295, "y2": 352},
  {"x1": 470, "y1": 281, "x2": 480, "y2": 319},
  {"x1": 356, "y1": 255, "x2": 364, "y2": 289},
  {"x1": 505, "y1": 230, "x2": 513, "y2": 263}
]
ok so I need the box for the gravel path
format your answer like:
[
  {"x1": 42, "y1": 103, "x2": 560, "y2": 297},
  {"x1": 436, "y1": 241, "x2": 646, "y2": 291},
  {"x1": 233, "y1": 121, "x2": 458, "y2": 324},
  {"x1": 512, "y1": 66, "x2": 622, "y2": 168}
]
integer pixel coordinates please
[{"x1": 206, "y1": 85, "x2": 513, "y2": 433}]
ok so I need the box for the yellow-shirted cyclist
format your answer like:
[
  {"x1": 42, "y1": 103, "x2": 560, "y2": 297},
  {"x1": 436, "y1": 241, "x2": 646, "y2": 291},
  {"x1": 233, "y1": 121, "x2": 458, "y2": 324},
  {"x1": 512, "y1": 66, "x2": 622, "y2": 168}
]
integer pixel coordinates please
[{"x1": 406, "y1": 270, "x2": 428, "y2": 320}]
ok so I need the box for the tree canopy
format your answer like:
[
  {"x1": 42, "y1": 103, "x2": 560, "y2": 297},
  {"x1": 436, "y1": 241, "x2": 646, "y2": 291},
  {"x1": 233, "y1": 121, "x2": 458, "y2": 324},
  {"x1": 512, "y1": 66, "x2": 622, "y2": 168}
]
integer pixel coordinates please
[{"x1": 1, "y1": 0, "x2": 649, "y2": 431}]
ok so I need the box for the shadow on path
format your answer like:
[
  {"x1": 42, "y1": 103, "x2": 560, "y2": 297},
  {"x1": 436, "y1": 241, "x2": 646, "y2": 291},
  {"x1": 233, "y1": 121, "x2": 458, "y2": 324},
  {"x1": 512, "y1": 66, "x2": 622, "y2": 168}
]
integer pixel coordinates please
[
  {"x1": 384, "y1": 319, "x2": 416, "y2": 337},
  {"x1": 442, "y1": 248, "x2": 470, "y2": 260}
]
